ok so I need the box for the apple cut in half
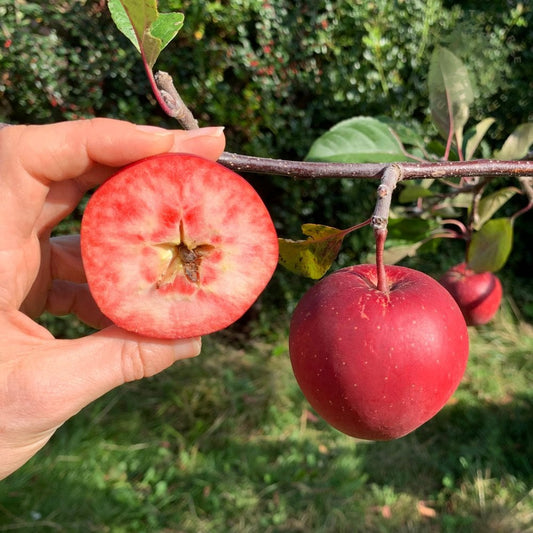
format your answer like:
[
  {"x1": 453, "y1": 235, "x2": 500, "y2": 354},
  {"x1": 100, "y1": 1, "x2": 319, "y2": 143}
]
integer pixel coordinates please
[{"x1": 81, "y1": 153, "x2": 279, "y2": 339}]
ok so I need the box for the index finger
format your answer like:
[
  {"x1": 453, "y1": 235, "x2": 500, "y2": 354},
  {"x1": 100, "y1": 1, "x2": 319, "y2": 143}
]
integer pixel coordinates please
[{"x1": 6, "y1": 118, "x2": 226, "y2": 189}]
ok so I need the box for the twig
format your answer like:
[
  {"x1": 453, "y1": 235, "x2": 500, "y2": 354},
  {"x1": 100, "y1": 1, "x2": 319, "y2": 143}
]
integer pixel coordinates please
[
  {"x1": 370, "y1": 165, "x2": 403, "y2": 232},
  {"x1": 154, "y1": 71, "x2": 199, "y2": 130},
  {"x1": 370, "y1": 165, "x2": 403, "y2": 293}
]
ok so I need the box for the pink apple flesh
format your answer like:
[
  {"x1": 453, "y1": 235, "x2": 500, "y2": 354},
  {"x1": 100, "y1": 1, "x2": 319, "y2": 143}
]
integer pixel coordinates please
[
  {"x1": 289, "y1": 264, "x2": 469, "y2": 440},
  {"x1": 440, "y1": 262, "x2": 502, "y2": 326},
  {"x1": 81, "y1": 153, "x2": 279, "y2": 339}
]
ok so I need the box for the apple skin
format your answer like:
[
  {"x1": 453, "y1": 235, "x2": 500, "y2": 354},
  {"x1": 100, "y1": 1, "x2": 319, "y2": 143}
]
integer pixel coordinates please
[
  {"x1": 439, "y1": 263, "x2": 502, "y2": 326},
  {"x1": 81, "y1": 153, "x2": 278, "y2": 339},
  {"x1": 289, "y1": 264, "x2": 469, "y2": 440}
]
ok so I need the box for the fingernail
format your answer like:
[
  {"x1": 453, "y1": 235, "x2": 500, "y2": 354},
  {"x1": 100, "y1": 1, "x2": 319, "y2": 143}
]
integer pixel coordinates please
[
  {"x1": 179, "y1": 126, "x2": 225, "y2": 139},
  {"x1": 173, "y1": 336, "x2": 202, "y2": 360},
  {"x1": 192, "y1": 337, "x2": 202, "y2": 355},
  {"x1": 135, "y1": 124, "x2": 174, "y2": 136}
]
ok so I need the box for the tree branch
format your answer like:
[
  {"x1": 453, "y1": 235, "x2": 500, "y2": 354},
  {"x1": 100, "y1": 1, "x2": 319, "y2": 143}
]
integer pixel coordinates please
[
  {"x1": 217, "y1": 152, "x2": 533, "y2": 181},
  {"x1": 148, "y1": 70, "x2": 533, "y2": 183}
]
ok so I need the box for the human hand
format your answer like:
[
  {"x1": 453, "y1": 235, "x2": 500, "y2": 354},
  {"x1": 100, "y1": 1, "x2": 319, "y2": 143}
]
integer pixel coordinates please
[{"x1": 0, "y1": 118, "x2": 225, "y2": 479}]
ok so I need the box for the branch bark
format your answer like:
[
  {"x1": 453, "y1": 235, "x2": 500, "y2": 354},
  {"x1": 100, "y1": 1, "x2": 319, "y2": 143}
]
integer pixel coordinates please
[
  {"x1": 154, "y1": 71, "x2": 199, "y2": 130},
  {"x1": 217, "y1": 152, "x2": 533, "y2": 181}
]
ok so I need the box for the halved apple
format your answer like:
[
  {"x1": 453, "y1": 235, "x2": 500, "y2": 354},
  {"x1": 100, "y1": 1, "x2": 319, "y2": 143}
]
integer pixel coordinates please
[{"x1": 81, "y1": 153, "x2": 279, "y2": 339}]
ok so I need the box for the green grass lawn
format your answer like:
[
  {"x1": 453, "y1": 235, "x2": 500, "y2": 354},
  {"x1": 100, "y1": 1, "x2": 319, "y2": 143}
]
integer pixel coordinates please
[{"x1": 1, "y1": 304, "x2": 531, "y2": 532}]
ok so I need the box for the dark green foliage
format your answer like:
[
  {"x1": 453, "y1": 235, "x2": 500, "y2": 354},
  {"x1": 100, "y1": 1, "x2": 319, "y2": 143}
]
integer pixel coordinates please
[
  {"x1": 0, "y1": 0, "x2": 150, "y2": 124},
  {"x1": 2, "y1": 1, "x2": 530, "y2": 149}
]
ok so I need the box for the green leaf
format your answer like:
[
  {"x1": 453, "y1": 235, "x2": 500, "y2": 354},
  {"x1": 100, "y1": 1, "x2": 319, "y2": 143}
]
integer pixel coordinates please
[
  {"x1": 107, "y1": 0, "x2": 183, "y2": 68},
  {"x1": 387, "y1": 217, "x2": 439, "y2": 241},
  {"x1": 473, "y1": 187, "x2": 518, "y2": 231},
  {"x1": 467, "y1": 217, "x2": 513, "y2": 272},
  {"x1": 366, "y1": 239, "x2": 434, "y2": 266},
  {"x1": 464, "y1": 117, "x2": 496, "y2": 160},
  {"x1": 375, "y1": 116, "x2": 426, "y2": 150},
  {"x1": 149, "y1": 12, "x2": 184, "y2": 51},
  {"x1": 428, "y1": 46, "x2": 474, "y2": 147},
  {"x1": 108, "y1": 0, "x2": 141, "y2": 52},
  {"x1": 278, "y1": 224, "x2": 348, "y2": 279},
  {"x1": 398, "y1": 183, "x2": 435, "y2": 203},
  {"x1": 366, "y1": 218, "x2": 440, "y2": 265},
  {"x1": 449, "y1": 193, "x2": 473, "y2": 209},
  {"x1": 305, "y1": 116, "x2": 416, "y2": 163},
  {"x1": 382, "y1": 241, "x2": 428, "y2": 265},
  {"x1": 494, "y1": 122, "x2": 533, "y2": 160}
]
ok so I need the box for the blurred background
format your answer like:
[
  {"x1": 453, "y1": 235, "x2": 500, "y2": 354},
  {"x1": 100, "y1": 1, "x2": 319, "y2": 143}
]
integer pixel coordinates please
[{"x1": 0, "y1": 1, "x2": 531, "y2": 531}]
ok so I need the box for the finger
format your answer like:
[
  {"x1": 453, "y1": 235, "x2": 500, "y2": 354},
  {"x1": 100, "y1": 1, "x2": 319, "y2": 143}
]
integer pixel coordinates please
[
  {"x1": 20, "y1": 328, "x2": 202, "y2": 430},
  {"x1": 19, "y1": 235, "x2": 87, "y2": 318},
  {"x1": 45, "y1": 280, "x2": 112, "y2": 330},
  {"x1": 14, "y1": 119, "x2": 226, "y2": 190},
  {"x1": 49, "y1": 235, "x2": 85, "y2": 283}
]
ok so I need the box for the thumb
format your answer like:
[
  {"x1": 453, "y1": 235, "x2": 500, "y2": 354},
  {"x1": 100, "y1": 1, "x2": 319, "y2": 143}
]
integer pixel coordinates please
[{"x1": 27, "y1": 327, "x2": 201, "y2": 429}]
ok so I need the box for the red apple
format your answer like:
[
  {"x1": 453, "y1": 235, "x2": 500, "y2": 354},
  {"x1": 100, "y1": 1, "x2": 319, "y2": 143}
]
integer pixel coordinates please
[
  {"x1": 81, "y1": 153, "x2": 279, "y2": 339},
  {"x1": 289, "y1": 264, "x2": 469, "y2": 440},
  {"x1": 440, "y1": 262, "x2": 502, "y2": 326}
]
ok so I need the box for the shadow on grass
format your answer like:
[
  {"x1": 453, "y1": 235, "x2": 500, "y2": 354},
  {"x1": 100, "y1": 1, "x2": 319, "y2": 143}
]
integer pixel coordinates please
[
  {"x1": 360, "y1": 392, "x2": 533, "y2": 492},
  {"x1": 1, "y1": 332, "x2": 531, "y2": 532}
]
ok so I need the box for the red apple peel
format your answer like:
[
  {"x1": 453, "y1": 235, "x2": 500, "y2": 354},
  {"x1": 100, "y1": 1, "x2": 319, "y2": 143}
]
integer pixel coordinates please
[{"x1": 289, "y1": 264, "x2": 469, "y2": 440}]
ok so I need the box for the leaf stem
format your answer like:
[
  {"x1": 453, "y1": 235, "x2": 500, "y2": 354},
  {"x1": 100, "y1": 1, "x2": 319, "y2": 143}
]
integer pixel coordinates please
[
  {"x1": 142, "y1": 57, "x2": 176, "y2": 118},
  {"x1": 441, "y1": 218, "x2": 468, "y2": 238},
  {"x1": 512, "y1": 176, "x2": 533, "y2": 222}
]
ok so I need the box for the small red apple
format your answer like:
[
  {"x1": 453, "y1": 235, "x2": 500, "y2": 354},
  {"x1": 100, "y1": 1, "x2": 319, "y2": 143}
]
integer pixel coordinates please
[
  {"x1": 81, "y1": 153, "x2": 279, "y2": 339},
  {"x1": 439, "y1": 262, "x2": 502, "y2": 326},
  {"x1": 289, "y1": 264, "x2": 469, "y2": 440}
]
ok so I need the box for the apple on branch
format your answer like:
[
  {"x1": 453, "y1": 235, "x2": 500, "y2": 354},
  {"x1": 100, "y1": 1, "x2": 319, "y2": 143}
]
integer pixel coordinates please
[
  {"x1": 289, "y1": 264, "x2": 469, "y2": 440},
  {"x1": 288, "y1": 170, "x2": 469, "y2": 441},
  {"x1": 81, "y1": 153, "x2": 279, "y2": 339},
  {"x1": 439, "y1": 262, "x2": 502, "y2": 326}
]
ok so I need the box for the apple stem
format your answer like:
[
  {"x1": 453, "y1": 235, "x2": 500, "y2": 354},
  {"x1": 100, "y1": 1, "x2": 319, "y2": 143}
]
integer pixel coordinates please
[
  {"x1": 374, "y1": 227, "x2": 389, "y2": 293},
  {"x1": 371, "y1": 165, "x2": 403, "y2": 293}
]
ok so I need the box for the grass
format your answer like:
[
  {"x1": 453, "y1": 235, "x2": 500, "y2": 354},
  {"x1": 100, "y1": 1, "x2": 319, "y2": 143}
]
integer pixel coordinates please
[{"x1": 0, "y1": 303, "x2": 532, "y2": 532}]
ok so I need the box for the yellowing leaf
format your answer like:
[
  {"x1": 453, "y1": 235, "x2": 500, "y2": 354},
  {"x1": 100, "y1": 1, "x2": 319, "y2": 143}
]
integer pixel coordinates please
[{"x1": 278, "y1": 224, "x2": 349, "y2": 279}]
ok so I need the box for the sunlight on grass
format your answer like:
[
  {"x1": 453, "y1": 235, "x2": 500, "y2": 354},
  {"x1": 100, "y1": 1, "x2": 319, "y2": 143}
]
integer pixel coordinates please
[{"x1": 1, "y1": 305, "x2": 531, "y2": 532}]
